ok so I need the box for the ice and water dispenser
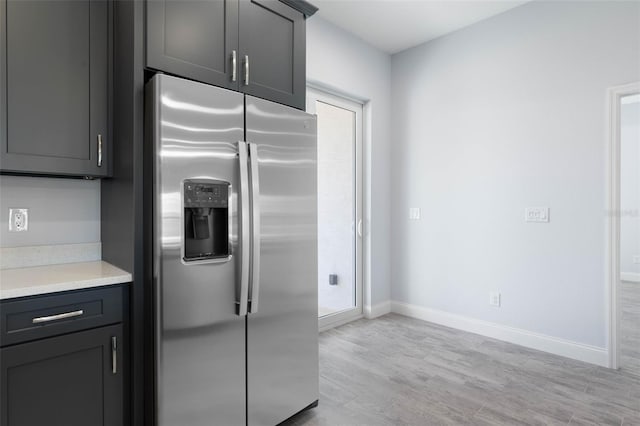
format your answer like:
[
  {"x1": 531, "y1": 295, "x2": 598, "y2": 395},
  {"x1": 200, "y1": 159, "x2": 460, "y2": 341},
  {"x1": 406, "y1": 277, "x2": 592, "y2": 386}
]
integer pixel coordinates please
[{"x1": 183, "y1": 179, "x2": 230, "y2": 262}]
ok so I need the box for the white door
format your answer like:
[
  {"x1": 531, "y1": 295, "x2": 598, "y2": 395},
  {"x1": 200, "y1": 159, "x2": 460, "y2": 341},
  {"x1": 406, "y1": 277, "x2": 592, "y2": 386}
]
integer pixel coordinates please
[{"x1": 307, "y1": 87, "x2": 364, "y2": 330}]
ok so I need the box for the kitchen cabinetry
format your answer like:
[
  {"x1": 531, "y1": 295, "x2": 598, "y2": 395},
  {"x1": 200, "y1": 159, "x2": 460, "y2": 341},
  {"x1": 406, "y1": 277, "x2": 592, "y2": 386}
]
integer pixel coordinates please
[
  {"x1": 146, "y1": 0, "x2": 309, "y2": 110},
  {"x1": 146, "y1": 0, "x2": 238, "y2": 91},
  {"x1": 0, "y1": 0, "x2": 111, "y2": 177},
  {"x1": 0, "y1": 285, "x2": 126, "y2": 426},
  {"x1": 239, "y1": 0, "x2": 306, "y2": 109}
]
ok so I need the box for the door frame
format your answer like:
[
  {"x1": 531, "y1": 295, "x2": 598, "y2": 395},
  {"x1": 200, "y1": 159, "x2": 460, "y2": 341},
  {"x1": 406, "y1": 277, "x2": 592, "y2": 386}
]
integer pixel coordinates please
[
  {"x1": 307, "y1": 86, "x2": 365, "y2": 331},
  {"x1": 606, "y1": 81, "x2": 640, "y2": 369}
]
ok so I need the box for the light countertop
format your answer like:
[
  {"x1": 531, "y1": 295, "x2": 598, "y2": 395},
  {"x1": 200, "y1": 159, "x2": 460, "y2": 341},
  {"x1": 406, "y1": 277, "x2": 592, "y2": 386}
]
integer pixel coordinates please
[{"x1": 0, "y1": 261, "x2": 131, "y2": 300}]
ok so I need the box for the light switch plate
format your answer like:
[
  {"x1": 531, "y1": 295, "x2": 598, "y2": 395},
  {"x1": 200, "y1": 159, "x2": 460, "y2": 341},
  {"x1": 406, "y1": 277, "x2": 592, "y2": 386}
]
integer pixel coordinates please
[
  {"x1": 409, "y1": 207, "x2": 421, "y2": 220},
  {"x1": 525, "y1": 207, "x2": 549, "y2": 223}
]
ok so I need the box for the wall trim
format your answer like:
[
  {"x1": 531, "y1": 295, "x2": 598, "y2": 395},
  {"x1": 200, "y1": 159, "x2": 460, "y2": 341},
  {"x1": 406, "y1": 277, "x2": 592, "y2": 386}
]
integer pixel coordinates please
[
  {"x1": 319, "y1": 314, "x2": 364, "y2": 333},
  {"x1": 364, "y1": 300, "x2": 391, "y2": 319},
  {"x1": 308, "y1": 85, "x2": 367, "y2": 333},
  {"x1": 606, "y1": 81, "x2": 640, "y2": 369},
  {"x1": 621, "y1": 272, "x2": 640, "y2": 283},
  {"x1": 390, "y1": 301, "x2": 608, "y2": 367},
  {"x1": 306, "y1": 80, "x2": 368, "y2": 105}
]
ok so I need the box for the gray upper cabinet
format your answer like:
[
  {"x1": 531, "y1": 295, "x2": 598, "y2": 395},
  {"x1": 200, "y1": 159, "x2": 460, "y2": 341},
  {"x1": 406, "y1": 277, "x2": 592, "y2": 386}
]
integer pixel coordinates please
[
  {"x1": 146, "y1": 0, "x2": 240, "y2": 91},
  {"x1": 239, "y1": 0, "x2": 305, "y2": 110},
  {"x1": 0, "y1": 0, "x2": 111, "y2": 177},
  {"x1": 146, "y1": 0, "x2": 306, "y2": 110}
]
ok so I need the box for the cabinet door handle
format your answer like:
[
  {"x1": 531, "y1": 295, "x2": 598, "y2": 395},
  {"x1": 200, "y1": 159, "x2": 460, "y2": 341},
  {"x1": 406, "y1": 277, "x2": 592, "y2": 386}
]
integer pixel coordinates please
[
  {"x1": 32, "y1": 309, "x2": 84, "y2": 324},
  {"x1": 111, "y1": 336, "x2": 117, "y2": 374},
  {"x1": 97, "y1": 134, "x2": 103, "y2": 167},
  {"x1": 244, "y1": 55, "x2": 249, "y2": 86},
  {"x1": 231, "y1": 50, "x2": 237, "y2": 82}
]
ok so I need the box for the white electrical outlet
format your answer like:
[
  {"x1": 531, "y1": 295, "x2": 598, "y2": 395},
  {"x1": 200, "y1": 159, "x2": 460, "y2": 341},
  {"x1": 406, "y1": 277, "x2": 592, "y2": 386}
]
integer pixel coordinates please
[
  {"x1": 525, "y1": 207, "x2": 549, "y2": 223},
  {"x1": 489, "y1": 292, "x2": 501, "y2": 307},
  {"x1": 409, "y1": 207, "x2": 421, "y2": 220},
  {"x1": 9, "y1": 208, "x2": 29, "y2": 232},
  {"x1": 633, "y1": 255, "x2": 640, "y2": 265}
]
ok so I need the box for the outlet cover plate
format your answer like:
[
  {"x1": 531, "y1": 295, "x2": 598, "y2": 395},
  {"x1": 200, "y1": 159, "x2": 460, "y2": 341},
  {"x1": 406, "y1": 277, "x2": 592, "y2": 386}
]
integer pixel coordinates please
[
  {"x1": 9, "y1": 208, "x2": 28, "y2": 232},
  {"x1": 489, "y1": 292, "x2": 501, "y2": 307},
  {"x1": 633, "y1": 255, "x2": 640, "y2": 265}
]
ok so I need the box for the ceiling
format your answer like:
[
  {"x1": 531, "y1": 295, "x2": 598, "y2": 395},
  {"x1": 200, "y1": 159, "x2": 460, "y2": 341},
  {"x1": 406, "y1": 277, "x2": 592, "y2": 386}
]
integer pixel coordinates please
[{"x1": 313, "y1": 0, "x2": 531, "y2": 54}]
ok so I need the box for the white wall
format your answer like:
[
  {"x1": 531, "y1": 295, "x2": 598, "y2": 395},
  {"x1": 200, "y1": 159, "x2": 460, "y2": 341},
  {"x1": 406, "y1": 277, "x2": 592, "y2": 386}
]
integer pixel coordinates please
[
  {"x1": 621, "y1": 98, "x2": 640, "y2": 278},
  {"x1": 0, "y1": 176, "x2": 101, "y2": 247},
  {"x1": 307, "y1": 17, "x2": 392, "y2": 309},
  {"x1": 391, "y1": 1, "x2": 640, "y2": 348}
]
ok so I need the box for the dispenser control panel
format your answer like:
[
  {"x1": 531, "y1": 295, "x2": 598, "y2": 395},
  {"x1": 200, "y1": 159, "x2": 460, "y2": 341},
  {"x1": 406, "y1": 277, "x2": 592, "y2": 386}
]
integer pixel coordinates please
[
  {"x1": 184, "y1": 182, "x2": 228, "y2": 208},
  {"x1": 182, "y1": 179, "x2": 230, "y2": 263}
]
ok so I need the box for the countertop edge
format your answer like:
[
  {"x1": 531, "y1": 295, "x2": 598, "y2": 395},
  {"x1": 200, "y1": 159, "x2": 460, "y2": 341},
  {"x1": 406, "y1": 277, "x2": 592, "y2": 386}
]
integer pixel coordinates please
[{"x1": 0, "y1": 261, "x2": 132, "y2": 300}]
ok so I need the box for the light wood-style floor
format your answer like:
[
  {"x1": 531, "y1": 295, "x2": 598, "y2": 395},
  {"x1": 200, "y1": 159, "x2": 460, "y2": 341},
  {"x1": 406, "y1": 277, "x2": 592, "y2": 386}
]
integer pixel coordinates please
[{"x1": 284, "y1": 313, "x2": 640, "y2": 426}]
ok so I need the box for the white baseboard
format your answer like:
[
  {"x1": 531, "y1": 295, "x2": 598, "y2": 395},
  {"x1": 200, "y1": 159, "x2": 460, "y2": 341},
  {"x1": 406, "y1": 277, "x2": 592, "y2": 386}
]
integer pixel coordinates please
[
  {"x1": 621, "y1": 272, "x2": 640, "y2": 283},
  {"x1": 319, "y1": 314, "x2": 364, "y2": 332},
  {"x1": 364, "y1": 301, "x2": 391, "y2": 319},
  {"x1": 390, "y1": 301, "x2": 608, "y2": 367}
]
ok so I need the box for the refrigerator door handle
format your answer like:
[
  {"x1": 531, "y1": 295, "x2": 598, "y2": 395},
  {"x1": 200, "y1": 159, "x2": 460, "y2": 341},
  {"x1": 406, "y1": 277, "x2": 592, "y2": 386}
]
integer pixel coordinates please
[
  {"x1": 248, "y1": 142, "x2": 261, "y2": 314},
  {"x1": 237, "y1": 141, "x2": 251, "y2": 316}
]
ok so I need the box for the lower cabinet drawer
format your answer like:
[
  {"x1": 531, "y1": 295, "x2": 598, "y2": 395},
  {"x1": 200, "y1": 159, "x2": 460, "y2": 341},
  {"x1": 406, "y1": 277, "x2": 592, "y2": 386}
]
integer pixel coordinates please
[{"x1": 0, "y1": 286, "x2": 123, "y2": 347}]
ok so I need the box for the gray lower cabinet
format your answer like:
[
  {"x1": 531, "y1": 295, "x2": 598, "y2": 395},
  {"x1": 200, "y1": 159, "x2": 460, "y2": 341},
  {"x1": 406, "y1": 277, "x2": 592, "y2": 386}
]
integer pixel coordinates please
[
  {"x1": 0, "y1": 325, "x2": 123, "y2": 426},
  {"x1": 146, "y1": 0, "x2": 305, "y2": 110},
  {"x1": 0, "y1": 285, "x2": 126, "y2": 426},
  {"x1": 0, "y1": 0, "x2": 111, "y2": 177}
]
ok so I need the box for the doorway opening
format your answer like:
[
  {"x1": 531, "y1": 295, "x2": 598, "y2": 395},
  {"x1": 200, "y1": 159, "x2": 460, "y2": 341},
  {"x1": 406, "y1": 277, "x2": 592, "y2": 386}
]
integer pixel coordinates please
[
  {"x1": 608, "y1": 82, "x2": 640, "y2": 373},
  {"x1": 307, "y1": 87, "x2": 364, "y2": 330}
]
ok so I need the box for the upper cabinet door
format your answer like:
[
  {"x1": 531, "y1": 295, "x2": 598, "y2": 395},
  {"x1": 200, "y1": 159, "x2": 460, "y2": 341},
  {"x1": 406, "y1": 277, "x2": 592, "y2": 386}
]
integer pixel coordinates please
[
  {"x1": 147, "y1": 0, "x2": 239, "y2": 90},
  {"x1": 0, "y1": 0, "x2": 110, "y2": 177},
  {"x1": 239, "y1": 0, "x2": 305, "y2": 110}
]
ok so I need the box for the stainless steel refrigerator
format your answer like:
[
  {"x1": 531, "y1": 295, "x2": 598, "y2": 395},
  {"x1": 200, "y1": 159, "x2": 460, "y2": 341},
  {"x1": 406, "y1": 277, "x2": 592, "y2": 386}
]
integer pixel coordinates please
[{"x1": 146, "y1": 74, "x2": 318, "y2": 426}]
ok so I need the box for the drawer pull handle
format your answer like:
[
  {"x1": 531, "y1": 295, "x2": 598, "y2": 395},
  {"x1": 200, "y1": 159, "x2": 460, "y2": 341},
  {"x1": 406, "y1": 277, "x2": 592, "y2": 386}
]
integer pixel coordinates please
[{"x1": 32, "y1": 309, "x2": 84, "y2": 324}]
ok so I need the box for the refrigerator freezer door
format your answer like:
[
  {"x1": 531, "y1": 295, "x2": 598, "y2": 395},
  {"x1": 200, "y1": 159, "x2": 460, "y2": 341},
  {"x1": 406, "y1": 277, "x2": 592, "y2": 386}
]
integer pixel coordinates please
[
  {"x1": 148, "y1": 74, "x2": 246, "y2": 426},
  {"x1": 245, "y1": 96, "x2": 319, "y2": 425}
]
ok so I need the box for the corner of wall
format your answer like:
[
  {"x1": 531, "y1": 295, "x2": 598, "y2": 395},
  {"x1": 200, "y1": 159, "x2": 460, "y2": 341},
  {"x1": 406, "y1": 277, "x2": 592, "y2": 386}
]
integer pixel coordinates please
[{"x1": 364, "y1": 300, "x2": 392, "y2": 319}]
